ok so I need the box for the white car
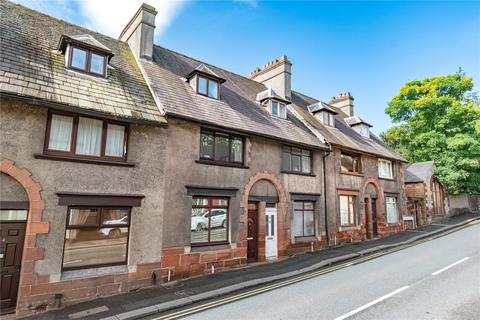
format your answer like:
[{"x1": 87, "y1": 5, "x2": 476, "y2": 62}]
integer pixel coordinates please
[
  {"x1": 191, "y1": 209, "x2": 226, "y2": 231},
  {"x1": 101, "y1": 215, "x2": 128, "y2": 238}
]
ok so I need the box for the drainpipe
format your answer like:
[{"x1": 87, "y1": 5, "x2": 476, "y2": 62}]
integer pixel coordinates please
[{"x1": 322, "y1": 141, "x2": 332, "y2": 248}]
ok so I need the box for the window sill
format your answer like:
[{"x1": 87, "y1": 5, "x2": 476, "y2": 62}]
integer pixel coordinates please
[
  {"x1": 339, "y1": 225, "x2": 361, "y2": 231},
  {"x1": 379, "y1": 177, "x2": 396, "y2": 181},
  {"x1": 281, "y1": 170, "x2": 316, "y2": 177},
  {"x1": 340, "y1": 171, "x2": 364, "y2": 177},
  {"x1": 34, "y1": 153, "x2": 135, "y2": 167},
  {"x1": 195, "y1": 159, "x2": 249, "y2": 169},
  {"x1": 61, "y1": 264, "x2": 128, "y2": 281},
  {"x1": 190, "y1": 243, "x2": 231, "y2": 252},
  {"x1": 294, "y1": 236, "x2": 317, "y2": 243}
]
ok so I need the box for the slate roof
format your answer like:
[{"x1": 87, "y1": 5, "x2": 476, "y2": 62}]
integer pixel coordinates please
[
  {"x1": 291, "y1": 91, "x2": 407, "y2": 161},
  {"x1": 0, "y1": 0, "x2": 165, "y2": 125},
  {"x1": 140, "y1": 46, "x2": 327, "y2": 149},
  {"x1": 404, "y1": 161, "x2": 435, "y2": 183}
]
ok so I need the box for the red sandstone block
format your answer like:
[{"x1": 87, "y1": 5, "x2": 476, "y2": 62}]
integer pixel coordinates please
[
  {"x1": 137, "y1": 262, "x2": 163, "y2": 272},
  {"x1": 30, "y1": 282, "x2": 61, "y2": 295},
  {"x1": 180, "y1": 253, "x2": 200, "y2": 266},
  {"x1": 29, "y1": 200, "x2": 45, "y2": 211},
  {"x1": 216, "y1": 250, "x2": 234, "y2": 261},
  {"x1": 188, "y1": 263, "x2": 205, "y2": 275},
  {"x1": 71, "y1": 275, "x2": 114, "y2": 289},
  {"x1": 114, "y1": 273, "x2": 129, "y2": 283},
  {"x1": 27, "y1": 222, "x2": 49, "y2": 235},
  {"x1": 20, "y1": 272, "x2": 34, "y2": 286},
  {"x1": 35, "y1": 274, "x2": 51, "y2": 285},
  {"x1": 199, "y1": 252, "x2": 217, "y2": 263},
  {"x1": 23, "y1": 247, "x2": 44, "y2": 261},
  {"x1": 233, "y1": 247, "x2": 247, "y2": 258},
  {"x1": 21, "y1": 261, "x2": 34, "y2": 274},
  {"x1": 161, "y1": 254, "x2": 180, "y2": 267},
  {"x1": 18, "y1": 285, "x2": 31, "y2": 298},
  {"x1": 97, "y1": 283, "x2": 121, "y2": 296},
  {"x1": 0, "y1": 159, "x2": 14, "y2": 172},
  {"x1": 162, "y1": 248, "x2": 185, "y2": 255},
  {"x1": 63, "y1": 287, "x2": 97, "y2": 302},
  {"x1": 222, "y1": 258, "x2": 242, "y2": 268},
  {"x1": 24, "y1": 234, "x2": 37, "y2": 248}
]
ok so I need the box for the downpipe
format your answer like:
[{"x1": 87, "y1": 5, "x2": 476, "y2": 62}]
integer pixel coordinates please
[{"x1": 322, "y1": 141, "x2": 332, "y2": 248}]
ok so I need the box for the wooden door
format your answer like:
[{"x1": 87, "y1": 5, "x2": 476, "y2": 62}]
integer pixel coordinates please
[
  {"x1": 0, "y1": 222, "x2": 26, "y2": 314},
  {"x1": 247, "y1": 204, "x2": 258, "y2": 262},
  {"x1": 371, "y1": 198, "x2": 378, "y2": 237},
  {"x1": 364, "y1": 198, "x2": 371, "y2": 239}
]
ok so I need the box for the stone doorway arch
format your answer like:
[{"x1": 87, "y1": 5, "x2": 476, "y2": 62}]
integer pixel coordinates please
[
  {"x1": 240, "y1": 172, "x2": 287, "y2": 261},
  {"x1": 361, "y1": 178, "x2": 384, "y2": 239},
  {"x1": 0, "y1": 159, "x2": 48, "y2": 315}
]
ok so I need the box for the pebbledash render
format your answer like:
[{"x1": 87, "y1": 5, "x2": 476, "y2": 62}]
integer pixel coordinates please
[{"x1": 0, "y1": 0, "x2": 407, "y2": 316}]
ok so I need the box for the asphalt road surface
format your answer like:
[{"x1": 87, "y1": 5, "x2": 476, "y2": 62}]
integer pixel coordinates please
[{"x1": 182, "y1": 223, "x2": 480, "y2": 320}]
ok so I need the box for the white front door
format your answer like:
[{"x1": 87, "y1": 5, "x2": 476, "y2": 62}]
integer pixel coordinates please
[{"x1": 265, "y1": 207, "x2": 278, "y2": 259}]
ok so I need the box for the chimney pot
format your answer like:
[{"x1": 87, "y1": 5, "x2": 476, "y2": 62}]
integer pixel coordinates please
[{"x1": 329, "y1": 92, "x2": 355, "y2": 117}]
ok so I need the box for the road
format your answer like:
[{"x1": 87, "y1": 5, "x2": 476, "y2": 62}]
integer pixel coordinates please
[{"x1": 179, "y1": 223, "x2": 480, "y2": 320}]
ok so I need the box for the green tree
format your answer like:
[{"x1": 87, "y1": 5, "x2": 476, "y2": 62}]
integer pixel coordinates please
[{"x1": 382, "y1": 73, "x2": 480, "y2": 194}]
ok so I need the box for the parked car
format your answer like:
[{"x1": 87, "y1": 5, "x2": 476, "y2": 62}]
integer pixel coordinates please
[
  {"x1": 191, "y1": 209, "x2": 227, "y2": 231},
  {"x1": 101, "y1": 215, "x2": 128, "y2": 238}
]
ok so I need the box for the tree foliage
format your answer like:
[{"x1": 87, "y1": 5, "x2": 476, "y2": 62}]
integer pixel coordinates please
[{"x1": 382, "y1": 73, "x2": 480, "y2": 194}]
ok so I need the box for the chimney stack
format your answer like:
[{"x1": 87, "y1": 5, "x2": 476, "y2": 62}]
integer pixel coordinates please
[
  {"x1": 119, "y1": 3, "x2": 157, "y2": 60},
  {"x1": 329, "y1": 92, "x2": 354, "y2": 117},
  {"x1": 249, "y1": 55, "x2": 292, "y2": 100}
]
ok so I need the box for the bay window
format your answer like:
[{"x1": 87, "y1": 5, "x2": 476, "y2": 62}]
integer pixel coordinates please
[
  {"x1": 282, "y1": 146, "x2": 312, "y2": 174},
  {"x1": 191, "y1": 197, "x2": 229, "y2": 246},
  {"x1": 386, "y1": 196, "x2": 398, "y2": 224},
  {"x1": 45, "y1": 111, "x2": 128, "y2": 162},
  {"x1": 339, "y1": 195, "x2": 356, "y2": 226},
  {"x1": 293, "y1": 201, "x2": 315, "y2": 237},
  {"x1": 378, "y1": 159, "x2": 393, "y2": 179},
  {"x1": 63, "y1": 207, "x2": 130, "y2": 270},
  {"x1": 199, "y1": 130, "x2": 244, "y2": 165}
]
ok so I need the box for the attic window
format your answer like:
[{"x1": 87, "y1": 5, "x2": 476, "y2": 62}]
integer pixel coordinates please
[
  {"x1": 270, "y1": 100, "x2": 287, "y2": 119},
  {"x1": 197, "y1": 76, "x2": 219, "y2": 99},
  {"x1": 69, "y1": 46, "x2": 107, "y2": 77},
  {"x1": 322, "y1": 112, "x2": 334, "y2": 127},
  {"x1": 355, "y1": 125, "x2": 370, "y2": 138}
]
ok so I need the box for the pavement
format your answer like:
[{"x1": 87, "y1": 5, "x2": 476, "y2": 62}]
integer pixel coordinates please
[
  {"x1": 25, "y1": 212, "x2": 479, "y2": 320},
  {"x1": 181, "y1": 217, "x2": 480, "y2": 320}
]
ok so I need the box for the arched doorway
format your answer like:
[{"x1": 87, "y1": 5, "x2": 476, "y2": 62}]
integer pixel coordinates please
[
  {"x1": 0, "y1": 159, "x2": 48, "y2": 315},
  {"x1": 241, "y1": 172, "x2": 287, "y2": 262},
  {"x1": 362, "y1": 178, "x2": 384, "y2": 239}
]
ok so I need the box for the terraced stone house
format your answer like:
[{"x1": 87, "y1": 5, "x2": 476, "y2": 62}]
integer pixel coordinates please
[{"x1": 0, "y1": 1, "x2": 407, "y2": 316}]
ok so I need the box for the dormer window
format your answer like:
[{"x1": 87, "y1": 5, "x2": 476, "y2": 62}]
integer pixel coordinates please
[
  {"x1": 58, "y1": 34, "x2": 114, "y2": 79},
  {"x1": 197, "y1": 76, "x2": 219, "y2": 99},
  {"x1": 307, "y1": 102, "x2": 338, "y2": 127},
  {"x1": 69, "y1": 46, "x2": 107, "y2": 77},
  {"x1": 344, "y1": 116, "x2": 372, "y2": 138},
  {"x1": 186, "y1": 64, "x2": 225, "y2": 100},
  {"x1": 357, "y1": 125, "x2": 370, "y2": 138},
  {"x1": 271, "y1": 100, "x2": 287, "y2": 119}
]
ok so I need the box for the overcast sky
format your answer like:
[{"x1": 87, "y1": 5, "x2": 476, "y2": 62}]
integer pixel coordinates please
[{"x1": 13, "y1": 0, "x2": 480, "y2": 134}]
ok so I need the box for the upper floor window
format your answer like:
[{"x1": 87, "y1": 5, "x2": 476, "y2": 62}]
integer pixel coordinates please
[
  {"x1": 45, "y1": 111, "x2": 128, "y2": 162},
  {"x1": 200, "y1": 130, "x2": 244, "y2": 165},
  {"x1": 322, "y1": 111, "x2": 335, "y2": 127},
  {"x1": 282, "y1": 146, "x2": 312, "y2": 174},
  {"x1": 68, "y1": 45, "x2": 107, "y2": 77},
  {"x1": 270, "y1": 100, "x2": 287, "y2": 119},
  {"x1": 378, "y1": 159, "x2": 393, "y2": 179},
  {"x1": 355, "y1": 124, "x2": 370, "y2": 138},
  {"x1": 340, "y1": 152, "x2": 361, "y2": 173},
  {"x1": 197, "y1": 76, "x2": 219, "y2": 99}
]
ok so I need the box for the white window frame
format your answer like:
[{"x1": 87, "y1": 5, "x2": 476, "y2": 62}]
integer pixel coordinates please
[
  {"x1": 386, "y1": 196, "x2": 398, "y2": 224},
  {"x1": 378, "y1": 159, "x2": 393, "y2": 179},
  {"x1": 270, "y1": 100, "x2": 287, "y2": 119},
  {"x1": 359, "y1": 125, "x2": 370, "y2": 138}
]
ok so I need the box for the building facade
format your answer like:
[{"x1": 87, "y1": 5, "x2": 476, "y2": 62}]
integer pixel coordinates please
[{"x1": 1, "y1": 1, "x2": 407, "y2": 316}]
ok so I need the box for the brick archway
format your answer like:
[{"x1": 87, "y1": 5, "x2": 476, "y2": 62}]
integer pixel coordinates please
[
  {"x1": 0, "y1": 159, "x2": 49, "y2": 313},
  {"x1": 240, "y1": 172, "x2": 288, "y2": 258}
]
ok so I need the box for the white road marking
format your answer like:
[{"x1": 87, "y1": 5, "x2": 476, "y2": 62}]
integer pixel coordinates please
[
  {"x1": 334, "y1": 286, "x2": 409, "y2": 320},
  {"x1": 431, "y1": 257, "x2": 470, "y2": 276}
]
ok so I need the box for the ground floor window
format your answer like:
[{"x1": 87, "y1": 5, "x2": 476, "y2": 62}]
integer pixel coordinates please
[
  {"x1": 386, "y1": 196, "x2": 398, "y2": 223},
  {"x1": 63, "y1": 207, "x2": 130, "y2": 270},
  {"x1": 339, "y1": 195, "x2": 356, "y2": 226},
  {"x1": 293, "y1": 201, "x2": 315, "y2": 237},
  {"x1": 191, "y1": 197, "x2": 229, "y2": 245}
]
